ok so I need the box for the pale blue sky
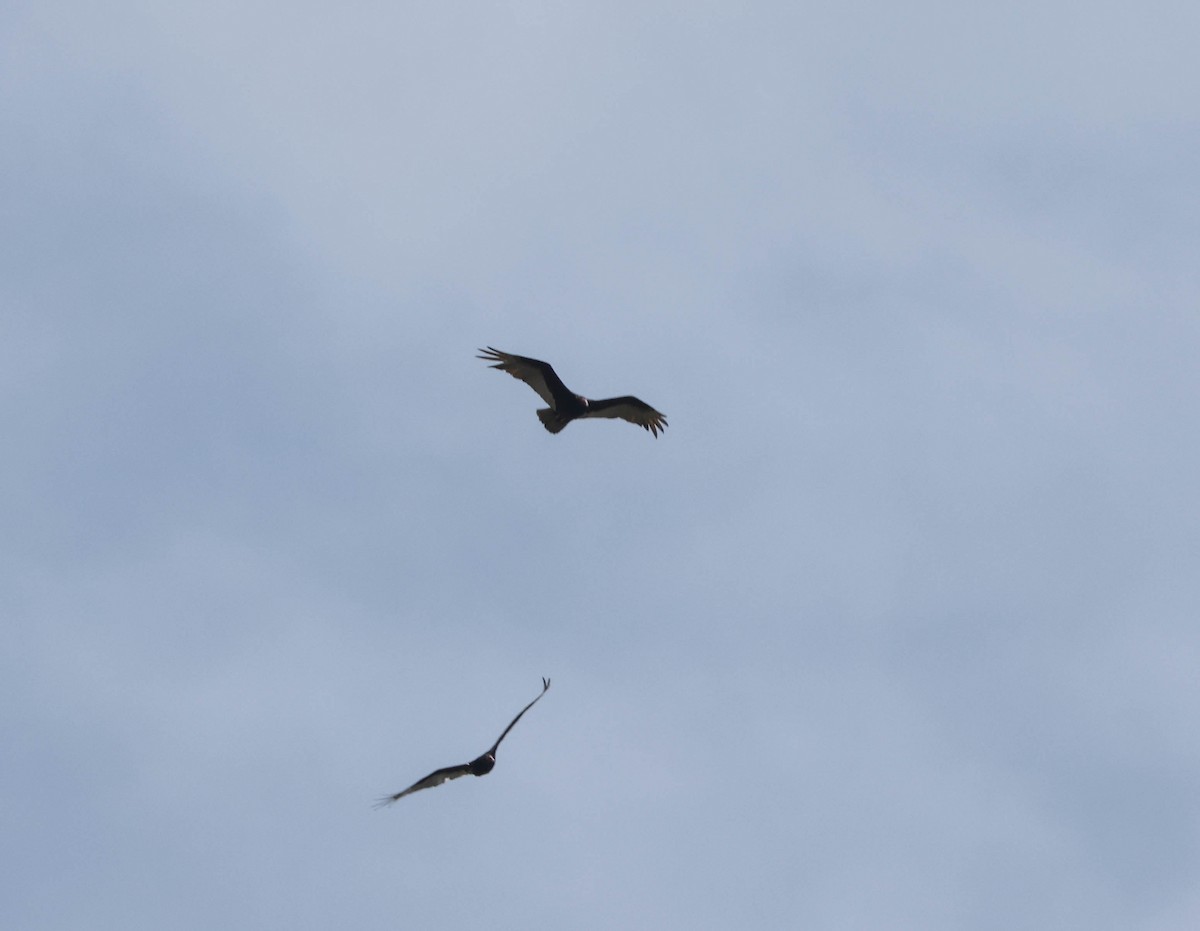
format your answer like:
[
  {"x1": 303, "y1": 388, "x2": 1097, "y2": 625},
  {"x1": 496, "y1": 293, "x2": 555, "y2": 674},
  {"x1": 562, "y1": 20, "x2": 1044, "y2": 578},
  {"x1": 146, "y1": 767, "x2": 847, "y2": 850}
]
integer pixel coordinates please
[{"x1": 3, "y1": 2, "x2": 1198, "y2": 928}]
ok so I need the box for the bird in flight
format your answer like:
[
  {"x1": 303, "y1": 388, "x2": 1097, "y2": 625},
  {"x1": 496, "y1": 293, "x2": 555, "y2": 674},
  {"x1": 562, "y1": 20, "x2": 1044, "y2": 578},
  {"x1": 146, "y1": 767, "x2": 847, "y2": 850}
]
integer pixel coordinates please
[
  {"x1": 374, "y1": 678, "x2": 551, "y2": 806},
  {"x1": 478, "y1": 347, "x2": 668, "y2": 437}
]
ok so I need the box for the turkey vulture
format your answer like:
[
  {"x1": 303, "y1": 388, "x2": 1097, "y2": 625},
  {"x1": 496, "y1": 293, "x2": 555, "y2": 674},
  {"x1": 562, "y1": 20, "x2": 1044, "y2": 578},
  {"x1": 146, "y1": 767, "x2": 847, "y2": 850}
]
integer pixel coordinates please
[
  {"x1": 374, "y1": 678, "x2": 551, "y2": 806},
  {"x1": 478, "y1": 347, "x2": 667, "y2": 437}
]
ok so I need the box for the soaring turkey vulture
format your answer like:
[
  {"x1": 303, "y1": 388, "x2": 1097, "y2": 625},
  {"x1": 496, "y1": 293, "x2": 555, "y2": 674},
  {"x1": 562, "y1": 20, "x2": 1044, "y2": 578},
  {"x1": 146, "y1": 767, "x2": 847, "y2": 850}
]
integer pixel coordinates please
[
  {"x1": 374, "y1": 678, "x2": 551, "y2": 806},
  {"x1": 478, "y1": 347, "x2": 667, "y2": 437}
]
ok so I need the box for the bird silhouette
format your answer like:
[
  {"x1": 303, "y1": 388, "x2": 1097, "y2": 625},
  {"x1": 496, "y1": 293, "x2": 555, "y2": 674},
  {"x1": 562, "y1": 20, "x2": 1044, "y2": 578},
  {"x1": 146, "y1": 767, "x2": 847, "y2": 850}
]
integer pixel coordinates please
[
  {"x1": 374, "y1": 678, "x2": 551, "y2": 806},
  {"x1": 479, "y1": 347, "x2": 667, "y2": 436}
]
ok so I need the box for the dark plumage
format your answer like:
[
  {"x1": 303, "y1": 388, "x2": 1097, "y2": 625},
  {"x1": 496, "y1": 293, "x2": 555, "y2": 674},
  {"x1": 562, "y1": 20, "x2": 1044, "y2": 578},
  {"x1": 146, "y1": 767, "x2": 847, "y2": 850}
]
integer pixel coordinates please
[
  {"x1": 374, "y1": 678, "x2": 551, "y2": 806},
  {"x1": 478, "y1": 347, "x2": 667, "y2": 437}
]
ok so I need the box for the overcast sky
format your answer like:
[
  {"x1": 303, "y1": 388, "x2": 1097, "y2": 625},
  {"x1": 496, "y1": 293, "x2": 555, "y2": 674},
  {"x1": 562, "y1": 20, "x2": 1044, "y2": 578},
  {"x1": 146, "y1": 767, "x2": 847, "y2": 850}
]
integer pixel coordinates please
[{"x1": 3, "y1": 2, "x2": 1199, "y2": 929}]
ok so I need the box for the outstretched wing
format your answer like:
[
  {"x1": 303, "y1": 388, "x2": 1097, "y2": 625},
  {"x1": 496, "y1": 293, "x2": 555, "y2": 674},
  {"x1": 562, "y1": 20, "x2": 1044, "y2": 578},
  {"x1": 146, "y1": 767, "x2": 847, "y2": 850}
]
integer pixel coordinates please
[
  {"x1": 373, "y1": 763, "x2": 473, "y2": 807},
  {"x1": 581, "y1": 397, "x2": 668, "y2": 437},
  {"x1": 487, "y1": 677, "x2": 551, "y2": 755},
  {"x1": 478, "y1": 348, "x2": 574, "y2": 409}
]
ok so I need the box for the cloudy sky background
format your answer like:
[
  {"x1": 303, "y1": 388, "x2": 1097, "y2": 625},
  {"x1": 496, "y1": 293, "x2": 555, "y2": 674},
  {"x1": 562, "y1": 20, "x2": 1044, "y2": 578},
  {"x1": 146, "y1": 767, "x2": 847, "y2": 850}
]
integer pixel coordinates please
[{"x1": 3, "y1": 1, "x2": 1198, "y2": 928}]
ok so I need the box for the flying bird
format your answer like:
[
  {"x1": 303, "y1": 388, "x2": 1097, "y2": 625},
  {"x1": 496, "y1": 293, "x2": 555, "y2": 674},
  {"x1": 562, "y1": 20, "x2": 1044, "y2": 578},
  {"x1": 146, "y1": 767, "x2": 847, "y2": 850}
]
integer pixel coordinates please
[
  {"x1": 478, "y1": 347, "x2": 667, "y2": 437},
  {"x1": 374, "y1": 678, "x2": 551, "y2": 806}
]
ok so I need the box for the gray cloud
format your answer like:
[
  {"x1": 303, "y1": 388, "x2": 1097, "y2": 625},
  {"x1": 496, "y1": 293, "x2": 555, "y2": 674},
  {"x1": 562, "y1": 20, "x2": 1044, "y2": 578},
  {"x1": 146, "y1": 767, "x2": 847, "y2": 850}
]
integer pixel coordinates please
[{"x1": 3, "y1": 2, "x2": 1198, "y2": 929}]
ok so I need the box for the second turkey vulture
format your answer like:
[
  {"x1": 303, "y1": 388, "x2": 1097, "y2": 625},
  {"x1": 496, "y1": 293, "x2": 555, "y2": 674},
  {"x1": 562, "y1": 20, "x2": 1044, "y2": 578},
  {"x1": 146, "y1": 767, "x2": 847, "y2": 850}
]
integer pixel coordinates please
[
  {"x1": 374, "y1": 678, "x2": 551, "y2": 806},
  {"x1": 478, "y1": 347, "x2": 667, "y2": 437}
]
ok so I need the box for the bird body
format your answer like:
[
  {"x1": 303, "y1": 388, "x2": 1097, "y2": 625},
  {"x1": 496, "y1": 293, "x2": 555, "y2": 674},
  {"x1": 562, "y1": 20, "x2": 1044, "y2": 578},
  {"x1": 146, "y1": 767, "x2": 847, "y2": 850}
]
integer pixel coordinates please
[
  {"x1": 478, "y1": 347, "x2": 667, "y2": 437},
  {"x1": 375, "y1": 678, "x2": 550, "y2": 806}
]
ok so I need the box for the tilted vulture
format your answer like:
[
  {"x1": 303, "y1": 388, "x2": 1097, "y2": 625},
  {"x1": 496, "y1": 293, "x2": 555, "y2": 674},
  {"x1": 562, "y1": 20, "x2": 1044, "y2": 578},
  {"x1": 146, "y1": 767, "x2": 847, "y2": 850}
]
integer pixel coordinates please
[
  {"x1": 478, "y1": 347, "x2": 667, "y2": 437},
  {"x1": 374, "y1": 678, "x2": 551, "y2": 806}
]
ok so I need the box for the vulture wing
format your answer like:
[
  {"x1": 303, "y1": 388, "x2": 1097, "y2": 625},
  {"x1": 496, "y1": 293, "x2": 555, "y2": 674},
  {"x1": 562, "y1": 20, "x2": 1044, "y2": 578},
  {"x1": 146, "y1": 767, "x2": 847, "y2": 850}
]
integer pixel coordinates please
[
  {"x1": 581, "y1": 397, "x2": 668, "y2": 437},
  {"x1": 373, "y1": 763, "x2": 473, "y2": 807},
  {"x1": 487, "y1": 677, "x2": 551, "y2": 755},
  {"x1": 478, "y1": 347, "x2": 574, "y2": 409}
]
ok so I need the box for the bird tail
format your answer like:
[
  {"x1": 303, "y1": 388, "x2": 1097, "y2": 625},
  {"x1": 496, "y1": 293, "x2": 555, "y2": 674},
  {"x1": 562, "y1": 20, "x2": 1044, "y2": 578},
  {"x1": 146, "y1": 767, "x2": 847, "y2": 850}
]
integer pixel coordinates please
[{"x1": 537, "y1": 408, "x2": 569, "y2": 434}]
